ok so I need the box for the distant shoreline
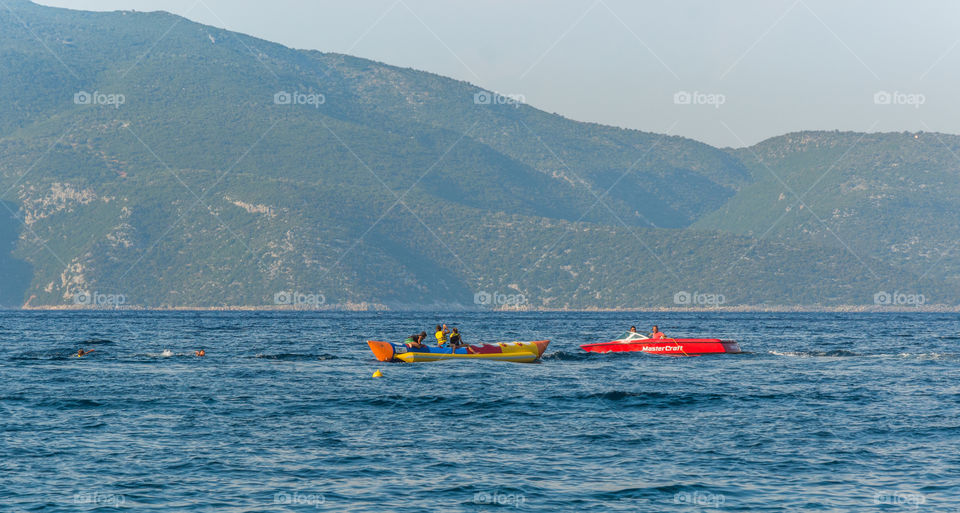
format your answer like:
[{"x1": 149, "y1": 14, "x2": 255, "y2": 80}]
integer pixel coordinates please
[{"x1": 13, "y1": 304, "x2": 960, "y2": 313}]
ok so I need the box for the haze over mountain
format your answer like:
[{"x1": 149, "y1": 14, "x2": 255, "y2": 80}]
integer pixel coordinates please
[{"x1": 0, "y1": 1, "x2": 956, "y2": 308}]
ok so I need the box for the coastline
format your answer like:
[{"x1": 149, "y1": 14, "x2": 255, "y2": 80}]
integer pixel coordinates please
[{"x1": 14, "y1": 304, "x2": 960, "y2": 313}]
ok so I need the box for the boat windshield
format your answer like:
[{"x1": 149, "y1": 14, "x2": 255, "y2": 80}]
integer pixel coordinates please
[{"x1": 620, "y1": 332, "x2": 649, "y2": 341}]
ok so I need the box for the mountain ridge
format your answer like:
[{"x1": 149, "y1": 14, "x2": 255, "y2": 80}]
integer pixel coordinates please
[{"x1": 0, "y1": 1, "x2": 956, "y2": 308}]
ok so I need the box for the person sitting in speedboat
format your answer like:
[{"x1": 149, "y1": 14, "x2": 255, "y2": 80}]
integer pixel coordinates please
[
  {"x1": 404, "y1": 331, "x2": 429, "y2": 350},
  {"x1": 650, "y1": 325, "x2": 666, "y2": 339},
  {"x1": 629, "y1": 326, "x2": 638, "y2": 334}
]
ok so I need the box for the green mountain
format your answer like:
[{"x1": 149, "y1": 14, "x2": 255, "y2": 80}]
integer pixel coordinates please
[
  {"x1": 0, "y1": 1, "x2": 955, "y2": 308},
  {"x1": 695, "y1": 131, "x2": 960, "y2": 297}
]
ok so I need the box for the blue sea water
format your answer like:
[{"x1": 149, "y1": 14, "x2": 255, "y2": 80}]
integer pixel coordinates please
[{"x1": 2, "y1": 310, "x2": 959, "y2": 512}]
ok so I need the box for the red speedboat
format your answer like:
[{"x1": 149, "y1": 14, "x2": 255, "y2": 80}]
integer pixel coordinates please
[{"x1": 581, "y1": 332, "x2": 741, "y2": 356}]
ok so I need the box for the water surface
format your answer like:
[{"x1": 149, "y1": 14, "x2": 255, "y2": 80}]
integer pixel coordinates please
[{"x1": 2, "y1": 311, "x2": 958, "y2": 511}]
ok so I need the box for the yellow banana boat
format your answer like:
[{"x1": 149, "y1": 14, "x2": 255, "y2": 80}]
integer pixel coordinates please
[{"x1": 368, "y1": 340, "x2": 549, "y2": 363}]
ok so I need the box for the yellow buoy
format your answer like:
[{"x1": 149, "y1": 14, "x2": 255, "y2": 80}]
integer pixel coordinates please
[{"x1": 372, "y1": 369, "x2": 383, "y2": 378}]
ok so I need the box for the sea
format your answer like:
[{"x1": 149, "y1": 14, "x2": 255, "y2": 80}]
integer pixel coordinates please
[{"x1": 2, "y1": 310, "x2": 958, "y2": 512}]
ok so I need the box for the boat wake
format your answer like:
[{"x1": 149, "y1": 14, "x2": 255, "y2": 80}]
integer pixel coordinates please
[
  {"x1": 553, "y1": 390, "x2": 728, "y2": 407},
  {"x1": 771, "y1": 350, "x2": 861, "y2": 358},
  {"x1": 770, "y1": 350, "x2": 957, "y2": 359},
  {"x1": 10, "y1": 352, "x2": 72, "y2": 361},
  {"x1": 253, "y1": 353, "x2": 340, "y2": 361},
  {"x1": 540, "y1": 350, "x2": 596, "y2": 362},
  {"x1": 78, "y1": 338, "x2": 115, "y2": 345},
  {"x1": 139, "y1": 350, "x2": 186, "y2": 358}
]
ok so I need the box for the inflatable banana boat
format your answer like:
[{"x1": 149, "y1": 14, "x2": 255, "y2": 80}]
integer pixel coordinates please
[{"x1": 367, "y1": 340, "x2": 550, "y2": 363}]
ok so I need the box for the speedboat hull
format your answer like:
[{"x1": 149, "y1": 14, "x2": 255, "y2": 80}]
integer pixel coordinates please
[
  {"x1": 368, "y1": 340, "x2": 550, "y2": 363},
  {"x1": 581, "y1": 338, "x2": 740, "y2": 356}
]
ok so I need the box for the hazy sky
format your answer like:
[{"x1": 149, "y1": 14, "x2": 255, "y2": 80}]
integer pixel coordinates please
[{"x1": 34, "y1": 0, "x2": 960, "y2": 147}]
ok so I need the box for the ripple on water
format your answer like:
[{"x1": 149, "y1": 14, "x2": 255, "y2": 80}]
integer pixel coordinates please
[{"x1": 2, "y1": 311, "x2": 958, "y2": 512}]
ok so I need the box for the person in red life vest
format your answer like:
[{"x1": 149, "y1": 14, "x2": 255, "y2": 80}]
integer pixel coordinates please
[{"x1": 650, "y1": 325, "x2": 666, "y2": 340}]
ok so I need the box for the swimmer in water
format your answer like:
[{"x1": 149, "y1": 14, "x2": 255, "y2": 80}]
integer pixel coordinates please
[
  {"x1": 195, "y1": 349, "x2": 205, "y2": 357},
  {"x1": 77, "y1": 349, "x2": 94, "y2": 357}
]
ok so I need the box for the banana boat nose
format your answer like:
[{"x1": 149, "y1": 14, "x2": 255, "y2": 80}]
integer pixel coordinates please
[
  {"x1": 534, "y1": 340, "x2": 550, "y2": 357},
  {"x1": 368, "y1": 340, "x2": 395, "y2": 362}
]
